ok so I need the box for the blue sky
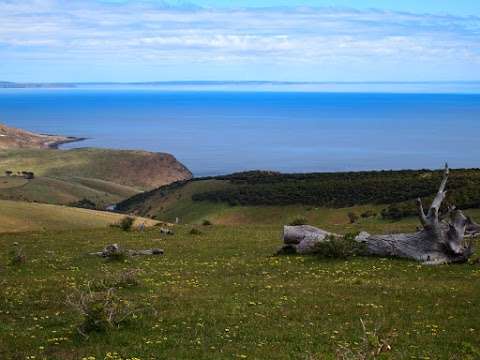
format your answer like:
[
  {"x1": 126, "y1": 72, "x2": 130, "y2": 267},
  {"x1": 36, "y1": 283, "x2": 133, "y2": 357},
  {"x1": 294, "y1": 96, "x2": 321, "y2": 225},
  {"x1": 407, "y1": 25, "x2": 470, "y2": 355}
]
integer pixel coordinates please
[
  {"x1": 1, "y1": 0, "x2": 479, "y2": 82},
  {"x1": 105, "y1": 0, "x2": 480, "y2": 16}
]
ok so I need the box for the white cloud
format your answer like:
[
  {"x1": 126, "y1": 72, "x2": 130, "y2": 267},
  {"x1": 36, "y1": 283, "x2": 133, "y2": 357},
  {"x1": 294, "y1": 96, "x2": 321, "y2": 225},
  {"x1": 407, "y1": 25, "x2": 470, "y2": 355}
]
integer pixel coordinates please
[{"x1": 0, "y1": 0, "x2": 479, "y2": 79}]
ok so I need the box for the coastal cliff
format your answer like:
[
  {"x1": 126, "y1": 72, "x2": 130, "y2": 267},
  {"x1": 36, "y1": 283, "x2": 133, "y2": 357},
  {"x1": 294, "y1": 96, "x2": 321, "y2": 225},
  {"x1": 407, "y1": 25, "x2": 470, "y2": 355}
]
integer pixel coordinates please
[{"x1": 0, "y1": 123, "x2": 193, "y2": 193}]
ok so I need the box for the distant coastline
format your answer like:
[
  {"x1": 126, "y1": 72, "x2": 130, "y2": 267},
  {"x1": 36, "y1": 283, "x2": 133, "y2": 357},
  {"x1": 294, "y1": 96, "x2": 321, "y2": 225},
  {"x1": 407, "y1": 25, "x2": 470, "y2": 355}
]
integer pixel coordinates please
[
  {"x1": 45, "y1": 136, "x2": 86, "y2": 149},
  {"x1": 2, "y1": 80, "x2": 480, "y2": 94},
  {"x1": 0, "y1": 81, "x2": 76, "y2": 89},
  {"x1": 2, "y1": 80, "x2": 480, "y2": 86}
]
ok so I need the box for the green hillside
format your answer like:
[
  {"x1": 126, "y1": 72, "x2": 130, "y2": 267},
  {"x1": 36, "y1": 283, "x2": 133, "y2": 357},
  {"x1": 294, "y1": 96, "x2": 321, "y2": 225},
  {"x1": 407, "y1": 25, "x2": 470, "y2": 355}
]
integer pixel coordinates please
[
  {"x1": 0, "y1": 176, "x2": 139, "y2": 207},
  {"x1": 0, "y1": 148, "x2": 192, "y2": 190},
  {"x1": 0, "y1": 199, "x2": 158, "y2": 233},
  {"x1": 0, "y1": 147, "x2": 192, "y2": 207},
  {"x1": 116, "y1": 169, "x2": 480, "y2": 227}
]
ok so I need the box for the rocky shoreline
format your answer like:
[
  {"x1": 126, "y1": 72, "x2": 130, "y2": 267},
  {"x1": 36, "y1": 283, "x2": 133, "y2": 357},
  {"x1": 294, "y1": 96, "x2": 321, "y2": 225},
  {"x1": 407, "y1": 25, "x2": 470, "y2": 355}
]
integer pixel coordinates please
[{"x1": 43, "y1": 135, "x2": 87, "y2": 149}]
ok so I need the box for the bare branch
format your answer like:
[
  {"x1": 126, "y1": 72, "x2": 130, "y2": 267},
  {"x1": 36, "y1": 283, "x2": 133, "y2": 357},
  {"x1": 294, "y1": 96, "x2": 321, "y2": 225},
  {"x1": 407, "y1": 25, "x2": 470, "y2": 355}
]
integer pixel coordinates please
[
  {"x1": 416, "y1": 198, "x2": 428, "y2": 227},
  {"x1": 428, "y1": 163, "x2": 449, "y2": 218}
]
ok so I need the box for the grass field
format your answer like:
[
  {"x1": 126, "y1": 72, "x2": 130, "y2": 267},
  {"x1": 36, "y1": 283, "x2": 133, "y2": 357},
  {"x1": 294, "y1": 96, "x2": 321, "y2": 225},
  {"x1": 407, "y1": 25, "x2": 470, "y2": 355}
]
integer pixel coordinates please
[
  {"x1": 0, "y1": 225, "x2": 479, "y2": 359},
  {"x1": 0, "y1": 176, "x2": 139, "y2": 207},
  {"x1": 0, "y1": 200, "x2": 158, "y2": 233}
]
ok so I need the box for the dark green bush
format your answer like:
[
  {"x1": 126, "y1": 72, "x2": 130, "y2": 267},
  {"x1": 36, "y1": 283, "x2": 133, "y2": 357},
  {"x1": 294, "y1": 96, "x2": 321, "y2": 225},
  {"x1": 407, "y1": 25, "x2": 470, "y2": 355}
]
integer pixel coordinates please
[
  {"x1": 381, "y1": 202, "x2": 417, "y2": 220},
  {"x1": 119, "y1": 216, "x2": 135, "y2": 232},
  {"x1": 289, "y1": 216, "x2": 308, "y2": 226},
  {"x1": 361, "y1": 210, "x2": 377, "y2": 218},
  {"x1": 69, "y1": 198, "x2": 97, "y2": 210},
  {"x1": 348, "y1": 212, "x2": 359, "y2": 224},
  {"x1": 314, "y1": 233, "x2": 364, "y2": 259},
  {"x1": 189, "y1": 228, "x2": 203, "y2": 235},
  {"x1": 202, "y1": 219, "x2": 213, "y2": 226}
]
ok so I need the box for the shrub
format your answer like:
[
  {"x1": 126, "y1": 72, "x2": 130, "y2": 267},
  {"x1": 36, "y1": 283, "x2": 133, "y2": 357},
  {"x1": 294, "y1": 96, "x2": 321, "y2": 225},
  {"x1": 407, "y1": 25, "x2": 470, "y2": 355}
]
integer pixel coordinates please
[
  {"x1": 22, "y1": 171, "x2": 34, "y2": 180},
  {"x1": 314, "y1": 233, "x2": 363, "y2": 259},
  {"x1": 156, "y1": 226, "x2": 174, "y2": 235},
  {"x1": 361, "y1": 210, "x2": 377, "y2": 218},
  {"x1": 91, "y1": 269, "x2": 141, "y2": 292},
  {"x1": 69, "y1": 198, "x2": 97, "y2": 210},
  {"x1": 118, "y1": 216, "x2": 135, "y2": 231},
  {"x1": 347, "y1": 212, "x2": 359, "y2": 224},
  {"x1": 113, "y1": 269, "x2": 141, "y2": 288},
  {"x1": 67, "y1": 287, "x2": 140, "y2": 336},
  {"x1": 289, "y1": 216, "x2": 308, "y2": 226},
  {"x1": 189, "y1": 228, "x2": 203, "y2": 235},
  {"x1": 336, "y1": 318, "x2": 393, "y2": 359},
  {"x1": 381, "y1": 201, "x2": 420, "y2": 221},
  {"x1": 202, "y1": 219, "x2": 212, "y2": 226}
]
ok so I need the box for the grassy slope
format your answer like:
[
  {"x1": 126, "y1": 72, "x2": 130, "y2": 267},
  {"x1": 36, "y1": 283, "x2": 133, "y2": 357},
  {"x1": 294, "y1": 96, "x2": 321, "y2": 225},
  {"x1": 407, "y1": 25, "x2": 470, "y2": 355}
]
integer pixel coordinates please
[
  {"x1": 70, "y1": 177, "x2": 139, "y2": 199},
  {"x1": 118, "y1": 179, "x2": 480, "y2": 234},
  {"x1": 0, "y1": 225, "x2": 478, "y2": 359},
  {"x1": 126, "y1": 180, "x2": 233, "y2": 223},
  {"x1": 0, "y1": 148, "x2": 192, "y2": 190},
  {"x1": 0, "y1": 176, "x2": 28, "y2": 189},
  {"x1": 0, "y1": 147, "x2": 192, "y2": 206},
  {"x1": 0, "y1": 176, "x2": 139, "y2": 207},
  {"x1": 0, "y1": 200, "x2": 158, "y2": 233}
]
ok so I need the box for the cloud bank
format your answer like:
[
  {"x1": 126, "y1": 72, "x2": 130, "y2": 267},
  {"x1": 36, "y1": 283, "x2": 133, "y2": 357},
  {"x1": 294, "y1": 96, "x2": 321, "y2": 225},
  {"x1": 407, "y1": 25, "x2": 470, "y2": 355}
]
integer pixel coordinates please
[{"x1": 1, "y1": 0, "x2": 479, "y2": 81}]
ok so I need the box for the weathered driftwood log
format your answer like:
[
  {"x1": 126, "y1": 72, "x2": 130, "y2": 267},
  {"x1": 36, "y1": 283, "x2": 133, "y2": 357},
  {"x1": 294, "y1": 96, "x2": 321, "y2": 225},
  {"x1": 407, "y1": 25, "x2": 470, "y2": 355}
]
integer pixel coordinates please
[
  {"x1": 280, "y1": 164, "x2": 477, "y2": 264},
  {"x1": 280, "y1": 225, "x2": 339, "y2": 254},
  {"x1": 89, "y1": 243, "x2": 164, "y2": 257}
]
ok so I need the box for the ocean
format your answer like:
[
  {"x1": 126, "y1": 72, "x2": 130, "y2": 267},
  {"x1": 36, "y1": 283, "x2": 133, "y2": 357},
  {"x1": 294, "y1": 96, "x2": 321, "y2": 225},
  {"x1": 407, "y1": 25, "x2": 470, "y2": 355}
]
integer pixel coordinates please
[{"x1": 1, "y1": 87, "x2": 479, "y2": 176}]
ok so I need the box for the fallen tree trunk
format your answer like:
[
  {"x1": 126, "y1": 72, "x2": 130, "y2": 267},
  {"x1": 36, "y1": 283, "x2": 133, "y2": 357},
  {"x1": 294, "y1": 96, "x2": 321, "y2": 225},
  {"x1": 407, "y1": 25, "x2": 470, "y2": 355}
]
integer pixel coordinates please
[
  {"x1": 280, "y1": 164, "x2": 477, "y2": 264},
  {"x1": 89, "y1": 244, "x2": 164, "y2": 258}
]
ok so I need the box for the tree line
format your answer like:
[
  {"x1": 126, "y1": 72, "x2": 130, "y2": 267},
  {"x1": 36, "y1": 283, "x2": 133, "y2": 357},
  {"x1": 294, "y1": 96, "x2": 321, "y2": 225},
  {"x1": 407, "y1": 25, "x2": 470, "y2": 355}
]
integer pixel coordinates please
[{"x1": 191, "y1": 169, "x2": 480, "y2": 217}]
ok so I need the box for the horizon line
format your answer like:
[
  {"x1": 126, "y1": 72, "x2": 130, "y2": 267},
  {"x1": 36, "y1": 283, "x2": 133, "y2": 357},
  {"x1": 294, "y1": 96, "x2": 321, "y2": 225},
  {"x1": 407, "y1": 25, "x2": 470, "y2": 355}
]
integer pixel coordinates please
[{"x1": 3, "y1": 80, "x2": 480, "y2": 85}]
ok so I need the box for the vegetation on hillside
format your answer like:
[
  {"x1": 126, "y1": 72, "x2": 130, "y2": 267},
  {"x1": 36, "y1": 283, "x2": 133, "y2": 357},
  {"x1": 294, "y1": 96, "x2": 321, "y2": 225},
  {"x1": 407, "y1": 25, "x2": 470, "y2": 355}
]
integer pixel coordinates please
[
  {"x1": 193, "y1": 169, "x2": 480, "y2": 208},
  {"x1": 117, "y1": 169, "x2": 480, "y2": 224}
]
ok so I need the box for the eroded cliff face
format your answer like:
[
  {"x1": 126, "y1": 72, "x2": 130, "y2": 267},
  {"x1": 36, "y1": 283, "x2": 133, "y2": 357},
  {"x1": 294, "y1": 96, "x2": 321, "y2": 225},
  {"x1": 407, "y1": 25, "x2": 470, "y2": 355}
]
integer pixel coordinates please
[{"x1": 58, "y1": 148, "x2": 194, "y2": 189}]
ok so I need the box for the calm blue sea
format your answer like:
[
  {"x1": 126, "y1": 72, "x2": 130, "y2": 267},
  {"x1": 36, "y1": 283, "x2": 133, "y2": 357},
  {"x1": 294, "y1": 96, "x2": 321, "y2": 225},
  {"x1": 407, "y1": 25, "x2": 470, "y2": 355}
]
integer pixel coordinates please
[{"x1": 1, "y1": 88, "x2": 480, "y2": 176}]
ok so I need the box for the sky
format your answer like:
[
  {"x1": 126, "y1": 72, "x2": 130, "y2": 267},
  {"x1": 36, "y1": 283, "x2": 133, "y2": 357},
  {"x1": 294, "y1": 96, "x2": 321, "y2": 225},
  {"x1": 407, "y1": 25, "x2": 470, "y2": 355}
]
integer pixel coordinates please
[{"x1": 0, "y1": 0, "x2": 479, "y2": 82}]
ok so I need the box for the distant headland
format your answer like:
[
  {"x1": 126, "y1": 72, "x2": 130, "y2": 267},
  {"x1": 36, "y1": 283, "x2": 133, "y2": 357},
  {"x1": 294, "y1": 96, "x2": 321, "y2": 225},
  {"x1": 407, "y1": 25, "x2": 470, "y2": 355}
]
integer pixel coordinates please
[
  {"x1": 0, "y1": 123, "x2": 85, "y2": 149},
  {"x1": 2, "y1": 80, "x2": 480, "y2": 89},
  {"x1": 0, "y1": 81, "x2": 76, "y2": 89}
]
